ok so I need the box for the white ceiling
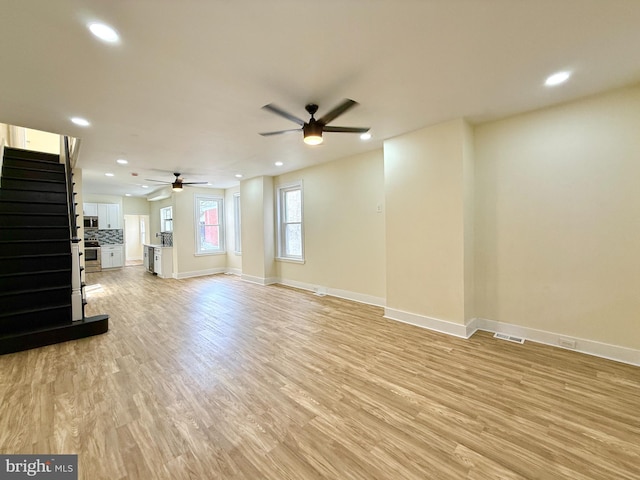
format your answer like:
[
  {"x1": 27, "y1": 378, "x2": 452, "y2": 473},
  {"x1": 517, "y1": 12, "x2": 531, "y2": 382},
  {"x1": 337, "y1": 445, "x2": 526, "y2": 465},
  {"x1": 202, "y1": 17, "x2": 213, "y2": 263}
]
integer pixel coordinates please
[{"x1": 2, "y1": 0, "x2": 640, "y2": 197}]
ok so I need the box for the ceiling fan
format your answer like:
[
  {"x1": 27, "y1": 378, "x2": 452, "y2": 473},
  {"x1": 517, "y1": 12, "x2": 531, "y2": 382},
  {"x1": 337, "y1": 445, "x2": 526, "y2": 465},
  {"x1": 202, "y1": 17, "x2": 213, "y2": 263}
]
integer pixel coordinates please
[
  {"x1": 145, "y1": 172, "x2": 207, "y2": 192},
  {"x1": 259, "y1": 98, "x2": 369, "y2": 145}
]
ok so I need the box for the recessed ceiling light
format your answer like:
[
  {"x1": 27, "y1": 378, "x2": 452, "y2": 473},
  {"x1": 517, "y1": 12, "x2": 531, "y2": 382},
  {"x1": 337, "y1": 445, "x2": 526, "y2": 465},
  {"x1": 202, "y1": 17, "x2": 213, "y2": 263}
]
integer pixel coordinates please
[
  {"x1": 274, "y1": 161, "x2": 284, "y2": 167},
  {"x1": 141, "y1": 185, "x2": 149, "y2": 189},
  {"x1": 125, "y1": 193, "x2": 132, "y2": 197},
  {"x1": 545, "y1": 71, "x2": 571, "y2": 87},
  {"x1": 88, "y1": 22, "x2": 119, "y2": 43},
  {"x1": 360, "y1": 132, "x2": 372, "y2": 140},
  {"x1": 235, "y1": 174, "x2": 243, "y2": 178},
  {"x1": 105, "y1": 173, "x2": 114, "y2": 177},
  {"x1": 116, "y1": 159, "x2": 128, "y2": 165},
  {"x1": 71, "y1": 117, "x2": 90, "y2": 127}
]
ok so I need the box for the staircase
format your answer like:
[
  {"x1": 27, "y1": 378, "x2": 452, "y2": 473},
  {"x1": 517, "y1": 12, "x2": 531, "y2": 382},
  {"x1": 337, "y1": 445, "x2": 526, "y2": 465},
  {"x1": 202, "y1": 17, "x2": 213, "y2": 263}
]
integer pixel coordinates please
[{"x1": 0, "y1": 146, "x2": 108, "y2": 355}]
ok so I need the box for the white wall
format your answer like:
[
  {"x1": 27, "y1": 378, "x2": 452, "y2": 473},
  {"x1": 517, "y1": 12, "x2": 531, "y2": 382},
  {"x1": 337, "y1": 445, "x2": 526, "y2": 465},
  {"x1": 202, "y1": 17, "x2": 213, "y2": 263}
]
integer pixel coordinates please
[
  {"x1": 24, "y1": 128, "x2": 60, "y2": 154},
  {"x1": 275, "y1": 149, "x2": 385, "y2": 303},
  {"x1": 123, "y1": 196, "x2": 150, "y2": 216},
  {"x1": 384, "y1": 119, "x2": 473, "y2": 326},
  {"x1": 474, "y1": 84, "x2": 640, "y2": 350}
]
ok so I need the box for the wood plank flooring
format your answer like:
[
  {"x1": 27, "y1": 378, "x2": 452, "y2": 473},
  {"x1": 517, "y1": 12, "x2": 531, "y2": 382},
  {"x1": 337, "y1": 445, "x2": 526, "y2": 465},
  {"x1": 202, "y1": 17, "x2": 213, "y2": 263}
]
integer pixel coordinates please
[{"x1": 1, "y1": 266, "x2": 639, "y2": 479}]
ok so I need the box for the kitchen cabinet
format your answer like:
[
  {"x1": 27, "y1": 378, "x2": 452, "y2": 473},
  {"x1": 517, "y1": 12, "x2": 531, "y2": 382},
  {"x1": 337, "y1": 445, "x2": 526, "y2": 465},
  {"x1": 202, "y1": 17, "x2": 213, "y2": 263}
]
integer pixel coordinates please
[
  {"x1": 101, "y1": 245, "x2": 123, "y2": 269},
  {"x1": 83, "y1": 203, "x2": 98, "y2": 216},
  {"x1": 153, "y1": 247, "x2": 173, "y2": 278},
  {"x1": 98, "y1": 203, "x2": 121, "y2": 229}
]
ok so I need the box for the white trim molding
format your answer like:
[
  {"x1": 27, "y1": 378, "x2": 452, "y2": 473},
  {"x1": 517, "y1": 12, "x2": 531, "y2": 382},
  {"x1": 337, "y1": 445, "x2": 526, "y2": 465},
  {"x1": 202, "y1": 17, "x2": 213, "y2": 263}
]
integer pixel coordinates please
[
  {"x1": 476, "y1": 318, "x2": 640, "y2": 367},
  {"x1": 279, "y1": 278, "x2": 385, "y2": 308},
  {"x1": 174, "y1": 267, "x2": 227, "y2": 279},
  {"x1": 383, "y1": 308, "x2": 476, "y2": 338},
  {"x1": 241, "y1": 274, "x2": 278, "y2": 286}
]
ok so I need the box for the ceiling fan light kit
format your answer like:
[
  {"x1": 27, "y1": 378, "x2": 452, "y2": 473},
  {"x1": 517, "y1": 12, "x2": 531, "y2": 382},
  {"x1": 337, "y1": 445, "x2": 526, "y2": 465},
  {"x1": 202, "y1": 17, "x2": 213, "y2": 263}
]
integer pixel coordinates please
[
  {"x1": 303, "y1": 121, "x2": 324, "y2": 145},
  {"x1": 260, "y1": 99, "x2": 369, "y2": 145}
]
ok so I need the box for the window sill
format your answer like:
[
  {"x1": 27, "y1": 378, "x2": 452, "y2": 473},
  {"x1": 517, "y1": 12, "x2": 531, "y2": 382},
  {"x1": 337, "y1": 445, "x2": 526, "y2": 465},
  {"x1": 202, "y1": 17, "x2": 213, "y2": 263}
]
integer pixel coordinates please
[
  {"x1": 276, "y1": 257, "x2": 305, "y2": 265},
  {"x1": 195, "y1": 251, "x2": 226, "y2": 256}
]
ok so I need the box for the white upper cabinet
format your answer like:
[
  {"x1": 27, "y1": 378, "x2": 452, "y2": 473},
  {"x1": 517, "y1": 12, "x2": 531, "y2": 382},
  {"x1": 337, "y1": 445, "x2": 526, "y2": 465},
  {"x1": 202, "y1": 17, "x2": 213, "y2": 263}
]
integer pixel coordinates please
[
  {"x1": 97, "y1": 203, "x2": 122, "y2": 229},
  {"x1": 83, "y1": 203, "x2": 98, "y2": 216}
]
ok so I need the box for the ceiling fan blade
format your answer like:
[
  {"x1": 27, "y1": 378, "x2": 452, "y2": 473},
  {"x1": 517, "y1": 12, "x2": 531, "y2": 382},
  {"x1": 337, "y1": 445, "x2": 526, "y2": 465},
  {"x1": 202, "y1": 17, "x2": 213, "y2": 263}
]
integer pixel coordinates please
[
  {"x1": 181, "y1": 181, "x2": 209, "y2": 185},
  {"x1": 318, "y1": 99, "x2": 358, "y2": 125},
  {"x1": 259, "y1": 128, "x2": 302, "y2": 136},
  {"x1": 262, "y1": 104, "x2": 305, "y2": 126},
  {"x1": 323, "y1": 126, "x2": 370, "y2": 133},
  {"x1": 144, "y1": 179, "x2": 171, "y2": 183}
]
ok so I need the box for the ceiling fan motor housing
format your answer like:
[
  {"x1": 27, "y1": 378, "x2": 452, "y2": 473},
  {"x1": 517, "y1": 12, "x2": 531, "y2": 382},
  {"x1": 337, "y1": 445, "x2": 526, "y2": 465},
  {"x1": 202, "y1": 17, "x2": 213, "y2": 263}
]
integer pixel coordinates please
[{"x1": 305, "y1": 104, "x2": 319, "y2": 117}]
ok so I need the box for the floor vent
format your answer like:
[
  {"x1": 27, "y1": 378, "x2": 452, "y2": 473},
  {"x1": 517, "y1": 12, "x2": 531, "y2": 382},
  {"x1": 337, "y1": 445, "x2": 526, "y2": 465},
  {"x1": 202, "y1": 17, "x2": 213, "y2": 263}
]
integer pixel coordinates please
[{"x1": 494, "y1": 332, "x2": 525, "y2": 344}]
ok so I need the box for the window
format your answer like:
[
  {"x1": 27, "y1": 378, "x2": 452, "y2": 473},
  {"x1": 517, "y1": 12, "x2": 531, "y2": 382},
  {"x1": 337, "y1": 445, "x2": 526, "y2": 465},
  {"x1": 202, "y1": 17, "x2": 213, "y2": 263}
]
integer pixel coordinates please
[
  {"x1": 160, "y1": 206, "x2": 173, "y2": 232},
  {"x1": 233, "y1": 193, "x2": 241, "y2": 254},
  {"x1": 276, "y1": 181, "x2": 304, "y2": 261},
  {"x1": 195, "y1": 195, "x2": 225, "y2": 255}
]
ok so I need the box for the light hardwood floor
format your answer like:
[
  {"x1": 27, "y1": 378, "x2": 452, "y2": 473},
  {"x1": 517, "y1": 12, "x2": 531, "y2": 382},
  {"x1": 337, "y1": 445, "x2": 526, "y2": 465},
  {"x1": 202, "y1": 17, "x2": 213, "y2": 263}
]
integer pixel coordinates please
[{"x1": 1, "y1": 266, "x2": 639, "y2": 479}]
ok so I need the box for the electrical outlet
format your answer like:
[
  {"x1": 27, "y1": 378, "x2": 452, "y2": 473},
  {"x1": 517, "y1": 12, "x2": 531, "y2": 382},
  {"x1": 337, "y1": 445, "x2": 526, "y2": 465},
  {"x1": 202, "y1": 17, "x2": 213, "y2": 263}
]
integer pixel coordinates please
[{"x1": 558, "y1": 337, "x2": 576, "y2": 349}]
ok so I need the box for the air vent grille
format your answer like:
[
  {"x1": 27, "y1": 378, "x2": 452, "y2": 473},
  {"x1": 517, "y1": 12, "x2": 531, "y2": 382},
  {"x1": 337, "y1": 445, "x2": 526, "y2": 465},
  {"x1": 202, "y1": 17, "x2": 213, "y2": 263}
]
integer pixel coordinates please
[{"x1": 494, "y1": 332, "x2": 525, "y2": 344}]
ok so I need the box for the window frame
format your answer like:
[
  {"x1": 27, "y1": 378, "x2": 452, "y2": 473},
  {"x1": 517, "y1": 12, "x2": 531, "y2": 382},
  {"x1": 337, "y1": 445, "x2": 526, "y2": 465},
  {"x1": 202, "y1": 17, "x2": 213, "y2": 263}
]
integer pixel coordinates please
[
  {"x1": 194, "y1": 194, "x2": 225, "y2": 256},
  {"x1": 160, "y1": 206, "x2": 173, "y2": 233},
  {"x1": 276, "y1": 180, "x2": 304, "y2": 263},
  {"x1": 233, "y1": 192, "x2": 242, "y2": 255}
]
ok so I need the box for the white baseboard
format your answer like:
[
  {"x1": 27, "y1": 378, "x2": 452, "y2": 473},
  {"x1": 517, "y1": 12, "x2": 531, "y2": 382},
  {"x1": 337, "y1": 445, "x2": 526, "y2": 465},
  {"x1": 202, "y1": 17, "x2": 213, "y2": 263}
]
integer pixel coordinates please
[
  {"x1": 279, "y1": 278, "x2": 385, "y2": 307},
  {"x1": 241, "y1": 274, "x2": 278, "y2": 285},
  {"x1": 384, "y1": 308, "x2": 475, "y2": 338},
  {"x1": 225, "y1": 268, "x2": 242, "y2": 276},
  {"x1": 476, "y1": 318, "x2": 639, "y2": 367},
  {"x1": 174, "y1": 267, "x2": 226, "y2": 279}
]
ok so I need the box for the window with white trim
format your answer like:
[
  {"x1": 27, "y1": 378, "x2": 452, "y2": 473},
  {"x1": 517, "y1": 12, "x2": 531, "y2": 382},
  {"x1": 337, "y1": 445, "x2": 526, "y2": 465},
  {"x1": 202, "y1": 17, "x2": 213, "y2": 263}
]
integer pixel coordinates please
[
  {"x1": 276, "y1": 181, "x2": 304, "y2": 261},
  {"x1": 233, "y1": 193, "x2": 241, "y2": 254},
  {"x1": 160, "y1": 206, "x2": 173, "y2": 232},
  {"x1": 194, "y1": 195, "x2": 225, "y2": 255}
]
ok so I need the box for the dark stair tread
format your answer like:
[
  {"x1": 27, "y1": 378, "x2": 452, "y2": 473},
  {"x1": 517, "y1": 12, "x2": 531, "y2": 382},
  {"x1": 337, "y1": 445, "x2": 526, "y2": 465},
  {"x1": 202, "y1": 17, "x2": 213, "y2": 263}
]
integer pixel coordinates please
[
  {"x1": 0, "y1": 285, "x2": 71, "y2": 298},
  {"x1": 2, "y1": 225, "x2": 69, "y2": 230},
  {"x1": 1, "y1": 175, "x2": 66, "y2": 184},
  {"x1": 0, "y1": 211, "x2": 68, "y2": 216},
  {"x1": 2, "y1": 147, "x2": 61, "y2": 163},
  {"x1": 0, "y1": 252, "x2": 71, "y2": 260},
  {"x1": 0, "y1": 239, "x2": 69, "y2": 244},
  {"x1": 0, "y1": 197, "x2": 67, "y2": 206},
  {"x1": 0, "y1": 268, "x2": 72, "y2": 278},
  {"x1": 2, "y1": 164, "x2": 65, "y2": 174},
  {"x1": 0, "y1": 302, "x2": 72, "y2": 319},
  {"x1": 0, "y1": 314, "x2": 109, "y2": 355}
]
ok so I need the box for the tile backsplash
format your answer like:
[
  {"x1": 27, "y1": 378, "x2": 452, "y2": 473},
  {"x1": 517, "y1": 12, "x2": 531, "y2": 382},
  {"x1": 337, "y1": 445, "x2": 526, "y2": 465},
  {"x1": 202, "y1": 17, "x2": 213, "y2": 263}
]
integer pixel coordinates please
[
  {"x1": 160, "y1": 232, "x2": 173, "y2": 246},
  {"x1": 85, "y1": 229, "x2": 124, "y2": 245}
]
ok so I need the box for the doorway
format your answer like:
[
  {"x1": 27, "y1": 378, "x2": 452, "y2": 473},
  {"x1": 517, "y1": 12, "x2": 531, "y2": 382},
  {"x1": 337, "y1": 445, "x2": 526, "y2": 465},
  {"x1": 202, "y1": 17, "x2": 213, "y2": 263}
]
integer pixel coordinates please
[{"x1": 124, "y1": 215, "x2": 150, "y2": 266}]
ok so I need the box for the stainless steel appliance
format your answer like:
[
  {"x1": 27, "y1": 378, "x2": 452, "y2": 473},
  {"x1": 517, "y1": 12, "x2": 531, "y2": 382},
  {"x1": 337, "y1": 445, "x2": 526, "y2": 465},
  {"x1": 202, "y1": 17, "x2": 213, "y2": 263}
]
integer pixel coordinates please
[
  {"x1": 144, "y1": 245, "x2": 154, "y2": 273},
  {"x1": 84, "y1": 216, "x2": 99, "y2": 228},
  {"x1": 85, "y1": 240, "x2": 102, "y2": 273}
]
